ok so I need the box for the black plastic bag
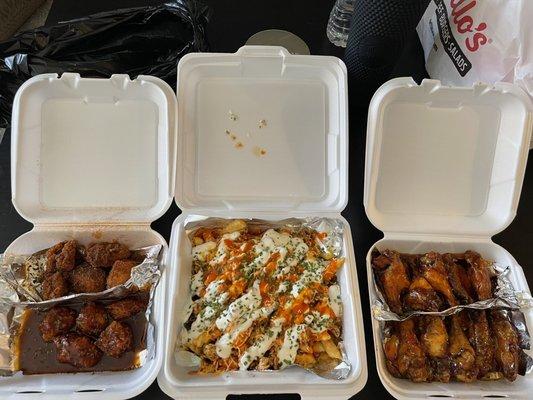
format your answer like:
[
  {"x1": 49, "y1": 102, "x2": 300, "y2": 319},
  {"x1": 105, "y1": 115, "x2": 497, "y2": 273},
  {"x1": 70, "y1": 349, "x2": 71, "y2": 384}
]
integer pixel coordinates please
[{"x1": 0, "y1": 0, "x2": 209, "y2": 133}]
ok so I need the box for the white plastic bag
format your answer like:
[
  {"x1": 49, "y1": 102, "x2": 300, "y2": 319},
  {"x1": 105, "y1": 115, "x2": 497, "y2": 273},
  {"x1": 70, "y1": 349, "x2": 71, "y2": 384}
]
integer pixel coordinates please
[{"x1": 417, "y1": 0, "x2": 533, "y2": 147}]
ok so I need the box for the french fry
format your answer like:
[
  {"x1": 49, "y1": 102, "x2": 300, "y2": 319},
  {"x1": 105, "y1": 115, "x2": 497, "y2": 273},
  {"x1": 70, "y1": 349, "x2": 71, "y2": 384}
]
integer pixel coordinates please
[
  {"x1": 322, "y1": 339, "x2": 342, "y2": 360},
  {"x1": 312, "y1": 341, "x2": 325, "y2": 353},
  {"x1": 202, "y1": 343, "x2": 218, "y2": 361},
  {"x1": 295, "y1": 353, "x2": 316, "y2": 367},
  {"x1": 257, "y1": 356, "x2": 271, "y2": 371},
  {"x1": 299, "y1": 342, "x2": 313, "y2": 353},
  {"x1": 223, "y1": 219, "x2": 247, "y2": 233}
]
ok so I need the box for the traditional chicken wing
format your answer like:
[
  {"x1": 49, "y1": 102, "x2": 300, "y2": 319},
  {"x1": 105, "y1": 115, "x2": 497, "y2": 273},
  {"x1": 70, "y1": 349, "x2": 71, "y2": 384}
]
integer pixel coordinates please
[
  {"x1": 404, "y1": 277, "x2": 443, "y2": 312},
  {"x1": 490, "y1": 310, "x2": 519, "y2": 382},
  {"x1": 418, "y1": 252, "x2": 458, "y2": 307},
  {"x1": 467, "y1": 310, "x2": 495, "y2": 379},
  {"x1": 420, "y1": 316, "x2": 448, "y2": 358},
  {"x1": 465, "y1": 251, "x2": 492, "y2": 301},
  {"x1": 431, "y1": 357, "x2": 452, "y2": 383},
  {"x1": 449, "y1": 313, "x2": 477, "y2": 382},
  {"x1": 372, "y1": 250, "x2": 411, "y2": 314},
  {"x1": 397, "y1": 319, "x2": 430, "y2": 382},
  {"x1": 383, "y1": 325, "x2": 402, "y2": 378},
  {"x1": 443, "y1": 254, "x2": 473, "y2": 304}
]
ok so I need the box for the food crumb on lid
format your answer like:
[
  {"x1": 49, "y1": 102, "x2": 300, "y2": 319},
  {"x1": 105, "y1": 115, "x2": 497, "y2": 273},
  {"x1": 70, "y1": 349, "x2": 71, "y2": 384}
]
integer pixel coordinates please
[
  {"x1": 253, "y1": 146, "x2": 267, "y2": 157},
  {"x1": 228, "y1": 110, "x2": 238, "y2": 121},
  {"x1": 235, "y1": 142, "x2": 244, "y2": 149},
  {"x1": 258, "y1": 119, "x2": 267, "y2": 128}
]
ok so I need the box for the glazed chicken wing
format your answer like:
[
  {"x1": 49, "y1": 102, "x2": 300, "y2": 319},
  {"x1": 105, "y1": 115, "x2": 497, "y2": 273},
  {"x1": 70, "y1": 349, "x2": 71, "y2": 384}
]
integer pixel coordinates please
[
  {"x1": 383, "y1": 325, "x2": 402, "y2": 378},
  {"x1": 420, "y1": 316, "x2": 448, "y2": 359},
  {"x1": 419, "y1": 252, "x2": 458, "y2": 307},
  {"x1": 467, "y1": 310, "x2": 495, "y2": 379},
  {"x1": 420, "y1": 316, "x2": 450, "y2": 382},
  {"x1": 443, "y1": 254, "x2": 474, "y2": 304},
  {"x1": 397, "y1": 319, "x2": 430, "y2": 382},
  {"x1": 404, "y1": 277, "x2": 444, "y2": 312},
  {"x1": 490, "y1": 310, "x2": 519, "y2": 382},
  {"x1": 372, "y1": 250, "x2": 411, "y2": 314},
  {"x1": 465, "y1": 251, "x2": 492, "y2": 301},
  {"x1": 54, "y1": 333, "x2": 102, "y2": 368},
  {"x1": 449, "y1": 313, "x2": 477, "y2": 382}
]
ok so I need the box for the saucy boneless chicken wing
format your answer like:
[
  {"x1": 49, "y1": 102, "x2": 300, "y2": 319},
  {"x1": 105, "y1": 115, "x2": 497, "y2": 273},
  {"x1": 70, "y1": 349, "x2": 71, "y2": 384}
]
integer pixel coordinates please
[
  {"x1": 42, "y1": 271, "x2": 69, "y2": 300},
  {"x1": 86, "y1": 242, "x2": 131, "y2": 269},
  {"x1": 106, "y1": 260, "x2": 138, "y2": 289},
  {"x1": 96, "y1": 321, "x2": 134, "y2": 358},
  {"x1": 76, "y1": 302, "x2": 109, "y2": 337},
  {"x1": 106, "y1": 297, "x2": 148, "y2": 320},
  {"x1": 54, "y1": 333, "x2": 102, "y2": 368},
  {"x1": 39, "y1": 306, "x2": 77, "y2": 342},
  {"x1": 69, "y1": 263, "x2": 107, "y2": 294}
]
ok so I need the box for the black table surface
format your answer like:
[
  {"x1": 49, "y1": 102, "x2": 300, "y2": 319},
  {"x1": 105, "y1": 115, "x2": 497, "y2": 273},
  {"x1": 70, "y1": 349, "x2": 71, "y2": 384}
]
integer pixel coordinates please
[{"x1": 1, "y1": 1, "x2": 532, "y2": 399}]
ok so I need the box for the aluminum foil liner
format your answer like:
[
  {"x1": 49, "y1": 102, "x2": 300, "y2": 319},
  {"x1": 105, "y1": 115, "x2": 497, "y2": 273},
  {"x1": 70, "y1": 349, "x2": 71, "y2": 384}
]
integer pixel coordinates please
[
  {"x1": 0, "y1": 245, "x2": 162, "y2": 303},
  {"x1": 371, "y1": 250, "x2": 533, "y2": 322},
  {"x1": 177, "y1": 217, "x2": 350, "y2": 380},
  {"x1": 0, "y1": 245, "x2": 162, "y2": 375}
]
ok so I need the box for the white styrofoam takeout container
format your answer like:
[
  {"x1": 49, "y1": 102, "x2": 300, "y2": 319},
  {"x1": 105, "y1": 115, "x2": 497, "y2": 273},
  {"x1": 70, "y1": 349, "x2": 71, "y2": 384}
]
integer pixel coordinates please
[
  {"x1": 364, "y1": 77, "x2": 533, "y2": 399},
  {"x1": 157, "y1": 46, "x2": 368, "y2": 399},
  {"x1": 3, "y1": 73, "x2": 177, "y2": 399}
]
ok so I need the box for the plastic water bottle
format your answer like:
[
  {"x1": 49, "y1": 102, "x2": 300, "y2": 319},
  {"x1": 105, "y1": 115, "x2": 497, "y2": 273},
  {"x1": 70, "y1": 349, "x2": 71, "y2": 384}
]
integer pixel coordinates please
[{"x1": 326, "y1": 0, "x2": 355, "y2": 47}]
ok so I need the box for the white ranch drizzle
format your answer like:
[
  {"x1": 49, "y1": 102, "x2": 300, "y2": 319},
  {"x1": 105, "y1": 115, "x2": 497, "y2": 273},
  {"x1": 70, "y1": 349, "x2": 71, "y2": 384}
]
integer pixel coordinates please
[
  {"x1": 328, "y1": 284, "x2": 342, "y2": 317},
  {"x1": 186, "y1": 306, "x2": 216, "y2": 341},
  {"x1": 190, "y1": 270, "x2": 204, "y2": 296},
  {"x1": 210, "y1": 231, "x2": 241, "y2": 265},
  {"x1": 204, "y1": 279, "x2": 225, "y2": 303},
  {"x1": 276, "y1": 280, "x2": 290, "y2": 294},
  {"x1": 192, "y1": 241, "x2": 216, "y2": 262},
  {"x1": 290, "y1": 258, "x2": 326, "y2": 297},
  {"x1": 284, "y1": 238, "x2": 308, "y2": 268},
  {"x1": 278, "y1": 324, "x2": 306, "y2": 368},
  {"x1": 216, "y1": 306, "x2": 275, "y2": 359},
  {"x1": 216, "y1": 280, "x2": 262, "y2": 331},
  {"x1": 239, "y1": 318, "x2": 284, "y2": 370},
  {"x1": 304, "y1": 310, "x2": 331, "y2": 333}
]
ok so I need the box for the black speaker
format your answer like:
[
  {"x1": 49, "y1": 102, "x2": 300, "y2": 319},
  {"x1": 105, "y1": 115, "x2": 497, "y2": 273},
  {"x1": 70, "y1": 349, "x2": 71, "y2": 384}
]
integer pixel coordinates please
[{"x1": 344, "y1": 0, "x2": 430, "y2": 104}]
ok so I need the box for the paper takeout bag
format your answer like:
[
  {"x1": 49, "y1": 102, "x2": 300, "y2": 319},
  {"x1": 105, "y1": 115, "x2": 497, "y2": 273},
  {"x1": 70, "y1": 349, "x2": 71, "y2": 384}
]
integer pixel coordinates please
[{"x1": 417, "y1": 0, "x2": 533, "y2": 147}]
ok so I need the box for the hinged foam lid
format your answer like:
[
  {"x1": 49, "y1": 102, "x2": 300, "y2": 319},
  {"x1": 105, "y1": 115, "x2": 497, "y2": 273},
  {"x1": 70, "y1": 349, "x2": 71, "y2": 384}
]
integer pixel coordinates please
[
  {"x1": 11, "y1": 73, "x2": 176, "y2": 224},
  {"x1": 364, "y1": 78, "x2": 533, "y2": 237},
  {"x1": 175, "y1": 46, "x2": 348, "y2": 213}
]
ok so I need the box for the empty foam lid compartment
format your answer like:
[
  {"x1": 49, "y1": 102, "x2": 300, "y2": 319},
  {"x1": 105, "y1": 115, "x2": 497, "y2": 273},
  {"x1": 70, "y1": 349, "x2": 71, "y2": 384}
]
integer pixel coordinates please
[
  {"x1": 175, "y1": 46, "x2": 348, "y2": 212},
  {"x1": 11, "y1": 73, "x2": 176, "y2": 224},
  {"x1": 364, "y1": 78, "x2": 533, "y2": 236}
]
